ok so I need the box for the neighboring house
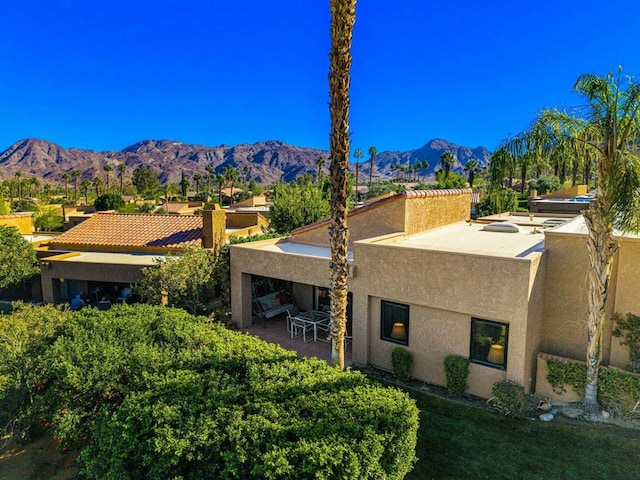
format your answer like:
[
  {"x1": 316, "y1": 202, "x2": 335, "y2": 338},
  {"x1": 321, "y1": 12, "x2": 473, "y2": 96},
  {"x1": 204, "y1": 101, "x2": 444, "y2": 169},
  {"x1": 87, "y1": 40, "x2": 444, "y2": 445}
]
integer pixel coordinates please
[
  {"x1": 225, "y1": 195, "x2": 271, "y2": 217},
  {"x1": 164, "y1": 200, "x2": 205, "y2": 215},
  {"x1": 0, "y1": 212, "x2": 33, "y2": 234},
  {"x1": 529, "y1": 185, "x2": 595, "y2": 215},
  {"x1": 230, "y1": 189, "x2": 640, "y2": 399},
  {"x1": 38, "y1": 205, "x2": 266, "y2": 304}
]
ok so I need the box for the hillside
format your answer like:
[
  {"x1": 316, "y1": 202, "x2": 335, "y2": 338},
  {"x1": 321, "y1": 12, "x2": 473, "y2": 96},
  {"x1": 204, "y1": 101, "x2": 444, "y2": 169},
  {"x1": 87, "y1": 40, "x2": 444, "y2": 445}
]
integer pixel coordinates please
[{"x1": 0, "y1": 138, "x2": 491, "y2": 185}]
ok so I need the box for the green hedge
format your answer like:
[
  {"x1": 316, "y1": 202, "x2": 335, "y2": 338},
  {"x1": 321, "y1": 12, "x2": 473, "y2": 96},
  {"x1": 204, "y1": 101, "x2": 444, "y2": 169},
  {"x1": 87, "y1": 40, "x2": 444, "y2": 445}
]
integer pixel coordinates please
[
  {"x1": 34, "y1": 304, "x2": 419, "y2": 479},
  {"x1": 546, "y1": 358, "x2": 640, "y2": 415}
]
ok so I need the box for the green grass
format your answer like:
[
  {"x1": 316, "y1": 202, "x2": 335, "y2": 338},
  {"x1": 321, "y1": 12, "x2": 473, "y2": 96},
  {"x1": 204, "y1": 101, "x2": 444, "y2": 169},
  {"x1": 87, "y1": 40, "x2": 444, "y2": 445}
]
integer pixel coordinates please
[{"x1": 402, "y1": 386, "x2": 640, "y2": 480}]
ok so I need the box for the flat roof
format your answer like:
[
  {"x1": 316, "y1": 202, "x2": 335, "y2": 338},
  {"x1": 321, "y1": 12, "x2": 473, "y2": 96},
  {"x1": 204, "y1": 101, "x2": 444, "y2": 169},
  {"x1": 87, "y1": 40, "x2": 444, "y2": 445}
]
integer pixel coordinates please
[
  {"x1": 260, "y1": 241, "x2": 354, "y2": 261},
  {"x1": 48, "y1": 252, "x2": 162, "y2": 266},
  {"x1": 551, "y1": 214, "x2": 640, "y2": 239},
  {"x1": 387, "y1": 221, "x2": 546, "y2": 259}
]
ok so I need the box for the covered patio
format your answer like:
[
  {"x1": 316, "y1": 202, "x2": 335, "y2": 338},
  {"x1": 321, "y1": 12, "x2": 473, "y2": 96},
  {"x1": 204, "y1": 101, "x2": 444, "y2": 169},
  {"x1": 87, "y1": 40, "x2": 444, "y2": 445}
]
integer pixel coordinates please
[{"x1": 242, "y1": 312, "x2": 352, "y2": 366}]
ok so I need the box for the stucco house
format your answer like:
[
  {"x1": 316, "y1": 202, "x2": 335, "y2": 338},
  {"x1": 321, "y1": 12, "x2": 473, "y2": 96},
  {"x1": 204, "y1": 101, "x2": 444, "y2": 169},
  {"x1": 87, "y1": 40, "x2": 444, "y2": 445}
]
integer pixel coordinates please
[
  {"x1": 230, "y1": 189, "x2": 640, "y2": 399},
  {"x1": 38, "y1": 205, "x2": 267, "y2": 304}
]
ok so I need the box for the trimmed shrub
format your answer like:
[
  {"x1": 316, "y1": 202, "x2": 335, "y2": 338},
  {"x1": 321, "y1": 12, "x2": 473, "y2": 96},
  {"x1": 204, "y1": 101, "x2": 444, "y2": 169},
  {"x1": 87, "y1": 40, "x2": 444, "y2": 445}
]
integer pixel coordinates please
[
  {"x1": 444, "y1": 354, "x2": 469, "y2": 397},
  {"x1": 39, "y1": 305, "x2": 418, "y2": 479},
  {"x1": 391, "y1": 347, "x2": 413, "y2": 382},
  {"x1": 488, "y1": 380, "x2": 529, "y2": 417}
]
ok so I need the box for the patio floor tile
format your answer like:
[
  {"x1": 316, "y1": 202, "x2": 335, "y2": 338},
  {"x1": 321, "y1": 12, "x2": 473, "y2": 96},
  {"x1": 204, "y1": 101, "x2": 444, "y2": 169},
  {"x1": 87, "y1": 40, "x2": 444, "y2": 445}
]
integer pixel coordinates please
[{"x1": 242, "y1": 313, "x2": 352, "y2": 366}]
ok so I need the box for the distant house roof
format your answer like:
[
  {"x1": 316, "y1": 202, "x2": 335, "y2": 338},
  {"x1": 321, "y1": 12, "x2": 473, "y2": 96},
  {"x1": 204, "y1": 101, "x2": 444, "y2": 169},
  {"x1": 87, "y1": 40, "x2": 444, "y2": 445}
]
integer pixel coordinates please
[{"x1": 49, "y1": 212, "x2": 203, "y2": 251}]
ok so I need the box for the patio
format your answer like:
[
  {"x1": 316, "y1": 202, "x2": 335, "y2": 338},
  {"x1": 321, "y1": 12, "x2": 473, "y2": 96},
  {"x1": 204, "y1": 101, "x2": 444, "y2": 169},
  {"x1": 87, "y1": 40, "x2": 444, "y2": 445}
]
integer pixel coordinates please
[{"x1": 242, "y1": 312, "x2": 353, "y2": 366}]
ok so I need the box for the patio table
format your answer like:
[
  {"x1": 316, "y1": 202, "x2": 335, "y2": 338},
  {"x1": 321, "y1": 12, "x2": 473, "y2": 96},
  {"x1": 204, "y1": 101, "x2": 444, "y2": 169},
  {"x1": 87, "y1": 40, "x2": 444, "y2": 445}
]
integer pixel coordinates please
[{"x1": 294, "y1": 310, "x2": 331, "y2": 342}]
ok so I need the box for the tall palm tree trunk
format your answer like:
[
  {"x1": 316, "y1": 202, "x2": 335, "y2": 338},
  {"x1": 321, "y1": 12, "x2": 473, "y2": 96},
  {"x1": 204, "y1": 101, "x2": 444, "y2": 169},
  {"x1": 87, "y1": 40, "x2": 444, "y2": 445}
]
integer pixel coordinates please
[
  {"x1": 583, "y1": 200, "x2": 617, "y2": 410},
  {"x1": 328, "y1": 0, "x2": 355, "y2": 370}
]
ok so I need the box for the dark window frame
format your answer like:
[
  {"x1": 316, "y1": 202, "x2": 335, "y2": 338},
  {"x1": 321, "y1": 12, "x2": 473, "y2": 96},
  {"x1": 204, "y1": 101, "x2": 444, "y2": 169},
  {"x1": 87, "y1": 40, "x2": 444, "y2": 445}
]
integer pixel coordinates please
[
  {"x1": 380, "y1": 300, "x2": 409, "y2": 346},
  {"x1": 470, "y1": 317, "x2": 509, "y2": 370}
]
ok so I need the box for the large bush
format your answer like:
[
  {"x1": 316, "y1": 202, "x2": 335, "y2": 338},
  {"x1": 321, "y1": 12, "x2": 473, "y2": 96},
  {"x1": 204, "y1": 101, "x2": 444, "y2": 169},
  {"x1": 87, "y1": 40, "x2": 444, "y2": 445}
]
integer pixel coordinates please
[
  {"x1": 94, "y1": 193, "x2": 125, "y2": 211},
  {"x1": 268, "y1": 180, "x2": 330, "y2": 234},
  {"x1": 0, "y1": 303, "x2": 67, "y2": 437},
  {"x1": 0, "y1": 226, "x2": 39, "y2": 290},
  {"x1": 37, "y1": 305, "x2": 418, "y2": 479}
]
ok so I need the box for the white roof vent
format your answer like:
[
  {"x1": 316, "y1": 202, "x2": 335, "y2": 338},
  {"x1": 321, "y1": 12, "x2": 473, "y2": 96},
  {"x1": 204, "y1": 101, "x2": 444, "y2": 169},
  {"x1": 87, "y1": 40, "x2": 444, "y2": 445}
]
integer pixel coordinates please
[{"x1": 482, "y1": 222, "x2": 520, "y2": 233}]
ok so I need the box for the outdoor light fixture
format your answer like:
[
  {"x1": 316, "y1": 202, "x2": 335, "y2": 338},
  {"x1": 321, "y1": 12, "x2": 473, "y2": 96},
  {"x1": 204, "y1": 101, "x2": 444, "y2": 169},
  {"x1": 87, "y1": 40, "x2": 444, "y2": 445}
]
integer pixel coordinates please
[
  {"x1": 487, "y1": 344, "x2": 505, "y2": 365},
  {"x1": 40, "y1": 261, "x2": 51, "y2": 269},
  {"x1": 390, "y1": 322, "x2": 407, "y2": 341}
]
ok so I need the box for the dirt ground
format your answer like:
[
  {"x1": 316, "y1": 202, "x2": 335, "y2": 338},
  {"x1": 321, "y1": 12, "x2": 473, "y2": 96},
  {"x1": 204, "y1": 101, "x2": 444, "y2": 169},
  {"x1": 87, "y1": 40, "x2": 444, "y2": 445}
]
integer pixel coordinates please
[{"x1": 0, "y1": 436, "x2": 78, "y2": 480}]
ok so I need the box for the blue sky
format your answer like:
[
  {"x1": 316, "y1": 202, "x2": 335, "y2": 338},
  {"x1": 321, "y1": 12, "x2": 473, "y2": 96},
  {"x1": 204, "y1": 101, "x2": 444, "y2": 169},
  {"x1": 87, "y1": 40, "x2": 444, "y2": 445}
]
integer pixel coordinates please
[{"x1": 1, "y1": 0, "x2": 639, "y2": 155}]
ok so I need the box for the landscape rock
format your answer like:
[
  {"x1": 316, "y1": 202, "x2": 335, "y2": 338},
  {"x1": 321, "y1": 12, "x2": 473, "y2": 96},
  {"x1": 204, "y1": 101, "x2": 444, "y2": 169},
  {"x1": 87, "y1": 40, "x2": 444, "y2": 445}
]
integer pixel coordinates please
[
  {"x1": 561, "y1": 407, "x2": 584, "y2": 419},
  {"x1": 539, "y1": 413, "x2": 554, "y2": 422}
]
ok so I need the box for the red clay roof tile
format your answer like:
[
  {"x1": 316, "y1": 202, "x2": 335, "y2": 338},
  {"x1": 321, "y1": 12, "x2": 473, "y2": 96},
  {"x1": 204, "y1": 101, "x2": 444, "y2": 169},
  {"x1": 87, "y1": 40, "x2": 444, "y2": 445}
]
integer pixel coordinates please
[{"x1": 50, "y1": 213, "x2": 203, "y2": 250}]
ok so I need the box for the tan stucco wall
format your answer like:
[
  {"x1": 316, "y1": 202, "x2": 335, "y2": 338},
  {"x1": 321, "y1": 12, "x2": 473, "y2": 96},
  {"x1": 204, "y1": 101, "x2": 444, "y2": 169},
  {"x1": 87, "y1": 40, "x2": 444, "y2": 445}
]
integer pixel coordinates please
[
  {"x1": 234, "y1": 196, "x2": 267, "y2": 207},
  {"x1": 289, "y1": 198, "x2": 406, "y2": 248},
  {"x1": 541, "y1": 230, "x2": 640, "y2": 369},
  {"x1": 541, "y1": 232, "x2": 591, "y2": 361},
  {"x1": 610, "y1": 237, "x2": 640, "y2": 370},
  {"x1": 352, "y1": 239, "x2": 543, "y2": 397},
  {"x1": 226, "y1": 212, "x2": 268, "y2": 230},
  {"x1": 0, "y1": 213, "x2": 33, "y2": 234},
  {"x1": 543, "y1": 185, "x2": 587, "y2": 199},
  {"x1": 403, "y1": 191, "x2": 472, "y2": 235}
]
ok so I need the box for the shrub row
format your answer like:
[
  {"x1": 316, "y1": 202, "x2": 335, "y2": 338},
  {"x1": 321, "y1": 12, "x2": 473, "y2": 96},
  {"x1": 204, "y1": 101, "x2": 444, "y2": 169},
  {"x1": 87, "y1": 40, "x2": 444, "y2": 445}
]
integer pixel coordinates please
[
  {"x1": 546, "y1": 358, "x2": 640, "y2": 416},
  {"x1": 3, "y1": 304, "x2": 419, "y2": 479}
]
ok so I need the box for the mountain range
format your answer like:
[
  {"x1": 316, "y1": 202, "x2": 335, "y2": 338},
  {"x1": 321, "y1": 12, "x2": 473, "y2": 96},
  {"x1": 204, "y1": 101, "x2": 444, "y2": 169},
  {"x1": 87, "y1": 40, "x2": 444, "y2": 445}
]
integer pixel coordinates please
[{"x1": 0, "y1": 138, "x2": 491, "y2": 185}]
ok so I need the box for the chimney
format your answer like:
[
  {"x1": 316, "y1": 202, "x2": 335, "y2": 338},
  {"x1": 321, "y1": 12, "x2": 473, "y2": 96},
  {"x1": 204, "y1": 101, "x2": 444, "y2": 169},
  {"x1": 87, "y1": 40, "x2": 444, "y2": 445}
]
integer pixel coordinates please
[{"x1": 201, "y1": 204, "x2": 226, "y2": 251}]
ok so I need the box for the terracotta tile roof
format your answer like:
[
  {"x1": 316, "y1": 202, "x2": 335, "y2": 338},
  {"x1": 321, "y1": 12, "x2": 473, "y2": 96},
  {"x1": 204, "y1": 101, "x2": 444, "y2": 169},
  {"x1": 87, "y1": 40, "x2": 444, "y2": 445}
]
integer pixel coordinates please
[{"x1": 50, "y1": 213, "x2": 203, "y2": 250}]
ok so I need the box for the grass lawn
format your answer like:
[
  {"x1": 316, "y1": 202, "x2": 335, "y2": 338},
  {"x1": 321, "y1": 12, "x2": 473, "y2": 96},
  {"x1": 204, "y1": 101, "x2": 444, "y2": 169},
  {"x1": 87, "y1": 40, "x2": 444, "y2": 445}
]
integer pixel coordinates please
[{"x1": 402, "y1": 385, "x2": 640, "y2": 480}]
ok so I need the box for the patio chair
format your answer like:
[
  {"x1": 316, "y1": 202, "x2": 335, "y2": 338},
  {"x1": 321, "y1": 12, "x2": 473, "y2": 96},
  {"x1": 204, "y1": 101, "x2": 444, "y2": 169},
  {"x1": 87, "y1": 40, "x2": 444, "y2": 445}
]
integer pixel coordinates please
[
  {"x1": 116, "y1": 287, "x2": 132, "y2": 303},
  {"x1": 289, "y1": 315, "x2": 313, "y2": 342},
  {"x1": 316, "y1": 317, "x2": 331, "y2": 342}
]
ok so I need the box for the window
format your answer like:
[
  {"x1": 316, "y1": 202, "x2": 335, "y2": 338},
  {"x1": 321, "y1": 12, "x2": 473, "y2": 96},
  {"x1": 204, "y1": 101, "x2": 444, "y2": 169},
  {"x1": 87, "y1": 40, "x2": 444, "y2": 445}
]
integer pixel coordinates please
[
  {"x1": 314, "y1": 287, "x2": 353, "y2": 334},
  {"x1": 381, "y1": 300, "x2": 409, "y2": 346},
  {"x1": 470, "y1": 318, "x2": 508, "y2": 370}
]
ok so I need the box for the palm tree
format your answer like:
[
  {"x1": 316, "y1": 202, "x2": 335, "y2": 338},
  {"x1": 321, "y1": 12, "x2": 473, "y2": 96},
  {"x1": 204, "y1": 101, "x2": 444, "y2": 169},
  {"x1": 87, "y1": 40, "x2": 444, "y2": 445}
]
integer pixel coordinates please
[
  {"x1": 439, "y1": 150, "x2": 456, "y2": 179},
  {"x1": 520, "y1": 68, "x2": 640, "y2": 411},
  {"x1": 72, "y1": 170, "x2": 81, "y2": 203},
  {"x1": 463, "y1": 159, "x2": 481, "y2": 187},
  {"x1": 62, "y1": 172, "x2": 72, "y2": 199},
  {"x1": 353, "y1": 147, "x2": 363, "y2": 201},
  {"x1": 215, "y1": 173, "x2": 226, "y2": 206},
  {"x1": 389, "y1": 163, "x2": 400, "y2": 178},
  {"x1": 192, "y1": 172, "x2": 203, "y2": 195},
  {"x1": 205, "y1": 164, "x2": 215, "y2": 199},
  {"x1": 103, "y1": 163, "x2": 114, "y2": 191},
  {"x1": 180, "y1": 170, "x2": 189, "y2": 197},
  {"x1": 29, "y1": 177, "x2": 40, "y2": 197},
  {"x1": 242, "y1": 164, "x2": 251, "y2": 186},
  {"x1": 81, "y1": 179, "x2": 91, "y2": 205},
  {"x1": 14, "y1": 171, "x2": 22, "y2": 198},
  {"x1": 419, "y1": 160, "x2": 430, "y2": 182},
  {"x1": 223, "y1": 165, "x2": 239, "y2": 204},
  {"x1": 92, "y1": 176, "x2": 103, "y2": 198},
  {"x1": 117, "y1": 163, "x2": 126, "y2": 194},
  {"x1": 316, "y1": 156, "x2": 326, "y2": 183},
  {"x1": 327, "y1": 0, "x2": 356, "y2": 370},
  {"x1": 368, "y1": 146, "x2": 377, "y2": 192}
]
